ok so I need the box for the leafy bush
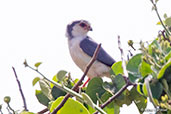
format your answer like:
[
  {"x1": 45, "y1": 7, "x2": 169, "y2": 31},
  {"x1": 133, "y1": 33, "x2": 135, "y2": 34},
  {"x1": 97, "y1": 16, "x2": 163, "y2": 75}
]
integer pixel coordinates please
[{"x1": 0, "y1": 0, "x2": 170, "y2": 114}]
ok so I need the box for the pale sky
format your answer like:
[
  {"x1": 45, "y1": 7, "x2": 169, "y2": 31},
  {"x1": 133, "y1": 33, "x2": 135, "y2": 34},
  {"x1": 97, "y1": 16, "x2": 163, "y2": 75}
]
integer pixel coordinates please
[{"x1": 0, "y1": 0, "x2": 170, "y2": 113}]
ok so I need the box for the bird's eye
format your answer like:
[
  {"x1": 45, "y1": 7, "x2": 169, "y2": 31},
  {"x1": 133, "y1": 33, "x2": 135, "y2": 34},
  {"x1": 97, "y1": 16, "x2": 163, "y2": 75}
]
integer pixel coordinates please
[{"x1": 79, "y1": 23, "x2": 87, "y2": 27}]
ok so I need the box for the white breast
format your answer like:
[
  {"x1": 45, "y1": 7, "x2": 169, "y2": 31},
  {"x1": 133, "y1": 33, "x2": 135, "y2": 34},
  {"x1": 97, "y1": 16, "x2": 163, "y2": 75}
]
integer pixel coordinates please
[{"x1": 68, "y1": 37, "x2": 111, "y2": 79}]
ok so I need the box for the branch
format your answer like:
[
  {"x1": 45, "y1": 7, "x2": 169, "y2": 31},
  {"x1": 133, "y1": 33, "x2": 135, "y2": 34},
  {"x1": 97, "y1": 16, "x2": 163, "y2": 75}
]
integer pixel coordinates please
[
  {"x1": 144, "y1": 76, "x2": 157, "y2": 108},
  {"x1": 37, "y1": 108, "x2": 49, "y2": 114},
  {"x1": 7, "y1": 103, "x2": 15, "y2": 114},
  {"x1": 51, "y1": 44, "x2": 102, "y2": 114},
  {"x1": 27, "y1": 65, "x2": 106, "y2": 114},
  {"x1": 12, "y1": 67, "x2": 28, "y2": 111},
  {"x1": 25, "y1": 44, "x2": 106, "y2": 114},
  {"x1": 150, "y1": 0, "x2": 170, "y2": 36},
  {"x1": 93, "y1": 78, "x2": 132, "y2": 114},
  {"x1": 93, "y1": 36, "x2": 134, "y2": 114},
  {"x1": 118, "y1": 36, "x2": 128, "y2": 77}
]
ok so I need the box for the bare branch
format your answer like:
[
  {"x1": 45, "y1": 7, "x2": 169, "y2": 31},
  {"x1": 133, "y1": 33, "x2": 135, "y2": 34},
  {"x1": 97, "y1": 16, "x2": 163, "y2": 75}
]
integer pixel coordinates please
[
  {"x1": 118, "y1": 36, "x2": 128, "y2": 77},
  {"x1": 12, "y1": 67, "x2": 28, "y2": 111},
  {"x1": 37, "y1": 108, "x2": 48, "y2": 114},
  {"x1": 93, "y1": 81, "x2": 131, "y2": 114},
  {"x1": 150, "y1": 0, "x2": 170, "y2": 36},
  {"x1": 51, "y1": 44, "x2": 102, "y2": 114},
  {"x1": 93, "y1": 37, "x2": 134, "y2": 114}
]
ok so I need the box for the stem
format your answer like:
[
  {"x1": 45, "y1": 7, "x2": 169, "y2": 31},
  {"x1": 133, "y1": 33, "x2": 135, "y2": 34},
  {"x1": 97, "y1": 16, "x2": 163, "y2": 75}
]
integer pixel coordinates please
[
  {"x1": 7, "y1": 103, "x2": 15, "y2": 114},
  {"x1": 27, "y1": 66, "x2": 106, "y2": 114},
  {"x1": 93, "y1": 79, "x2": 132, "y2": 114},
  {"x1": 51, "y1": 44, "x2": 102, "y2": 114},
  {"x1": 26, "y1": 44, "x2": 106, "y2": 114},
  {"x1": 6, "y1": 106, "x2": 12, "y2": 114},
  {"x1": 93, "y1": 36, "x2": 135, "y2": 114},
  {"x1": 150, "y1": 0, "x2": 170, "y2": 36},
  {"x1": 37, "y1": 108, "x2": 49, "y2": 114},
  {"x1": 162, "y1": 79, "x2": 171, "y2": 99},
  {"x1": 12, "y1": 67, "x2": 28, "y2": 111},
  {"x1": 145, "y1": 76, "x2": 157, "y2": 108},
  {"x1": 118, "y1": 35, "x2": 128, "y2": 77}
]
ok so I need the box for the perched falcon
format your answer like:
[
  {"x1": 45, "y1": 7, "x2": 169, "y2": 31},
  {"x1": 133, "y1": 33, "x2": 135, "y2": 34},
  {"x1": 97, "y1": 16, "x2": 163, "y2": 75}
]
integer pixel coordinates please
[{"x1": 66, "y1": 20, "x2": 115, "y2": 85}]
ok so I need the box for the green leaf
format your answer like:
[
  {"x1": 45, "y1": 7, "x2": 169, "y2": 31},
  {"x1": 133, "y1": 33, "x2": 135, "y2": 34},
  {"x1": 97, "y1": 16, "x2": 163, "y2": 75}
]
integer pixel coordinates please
[
  {"x1": 111, "y1": 61, "x2": 123, "y2": 75},
  {"x1": 142, "y1": 83, "x2": 148, "y2": 97},
  {"x1": 101, "y1": 92, "x2": 113, "y2": 106},
  {"x1": 81, "y1": 92, "x2": 94, "y2": 108},
  {"x1": 19, "y1": 111, "x2": 34, "y2": 114},
  {"x1": 100, "y1": 92, "x2": 120, "y2": 114},
  {"x1": 128, "y1": 72, "x2": 141, "y2": 83},
  {"x1": 50, "y1": 96, "x2": 90, "y2": 114},
  {"x1": 155, "y1": 0, "x2": 159, "y2": 3},
  {"x1": 165, "y1": 51, "x2": 171, "y2": 61},
  {"x1": 35, "y1": 90, "x2": 50, "y2": 106},
  {"x1": 166, "y1": 47, "x2": 171, "y2": 53},
  {"x1": 111, "y1": 75, "x2": 132, "y2": 106},
  {"x1": 34, "y1": 62, "x2": 42, "y2": 68},
  {"x1": 143, "y1": 80, "x2": 163, "y2": 99},
  {"x1": 113, "y1": 103, "x2": 120, "y2": 114},
  {"x1": 129, "y1": 87, "x2": 147, "y2": 113},
  {"x1": 163, "y1": 13, "x2": 168, "y2": 19},
  {"x1": 74, "y1": 79, "x2": 79, "y2": 84},
  {"x1": 136, "y1": 84, "x2": 144, "y2": 95},
  {"x1": 51, "y1": 86, "x2": 66, "y2": 99},
  {"x1": 139, "y1": 61, "x2": 153, "y2": 77},
  {"x1": 148, "y1": 40, "x2": 160, "y2": 56},
  {"x1": 157, "y1": 61, "x2": 171, "y2": 79},
  {"x1": 57, "y1": 70, "x2": 67, "y2": 82},
  {"x1": 86, "y1": 77, "x2": 105, "y2": 103},
  {"x1": 50, "y1": 74, "x2": 58, "y2": 88},
  {"x1": 85, "y1": 104, "x2": 95, "y2": 114},
  {"x1": 39, "y1": 79, "x2": 53, "y2": 100},
  {"x1": 162, "y1": 65, "x2": 171, "y2": 83},
  {"x1": 114, "y1": 89, "x2": 132, "y2": 106},
  {"x1": 127, "y1": 54, "x2": 142, "y2": 73},
  {"x1": 102, "y1": 82, "x2": 116, "y2": 94},
  {"x1": 112, "y1": 74, "x2": 126, "y2": 91},
  {"x1": 127, "y1": 54, "x2": 143, "y2": 83},
  {"x1": 165, "y1": 17, "x2": 171, "y2": 27},
  {"x1": 32, "y1": 77, "x2": 40, "y2": 86},
  {"x1": 150, "y1": 81, "x2": 163, "y2": 99}
]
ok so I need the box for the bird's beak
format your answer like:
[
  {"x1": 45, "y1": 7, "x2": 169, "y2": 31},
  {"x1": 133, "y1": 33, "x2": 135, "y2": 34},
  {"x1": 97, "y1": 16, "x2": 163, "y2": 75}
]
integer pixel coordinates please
[{"x1": 89, "y1": 26, "x2": 93, "y2": 31}]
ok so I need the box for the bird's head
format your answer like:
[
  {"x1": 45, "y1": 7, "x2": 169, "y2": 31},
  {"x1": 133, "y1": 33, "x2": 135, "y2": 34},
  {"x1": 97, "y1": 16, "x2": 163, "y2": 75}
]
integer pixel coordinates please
[{"x1": 66, "y1": 20, "x2": 92, "y2": 39}]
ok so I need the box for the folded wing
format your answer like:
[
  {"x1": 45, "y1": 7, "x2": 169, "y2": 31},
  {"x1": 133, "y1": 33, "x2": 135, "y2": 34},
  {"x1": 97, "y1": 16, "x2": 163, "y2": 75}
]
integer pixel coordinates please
[{"x1": 80, "y1": 37, "x2": 115, "y2": 67}]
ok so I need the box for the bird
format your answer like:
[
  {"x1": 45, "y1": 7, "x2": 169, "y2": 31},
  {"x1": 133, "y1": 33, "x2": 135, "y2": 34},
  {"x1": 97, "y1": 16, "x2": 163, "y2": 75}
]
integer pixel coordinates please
[{"x1": 66, "y1": 20, "x2": 115, "y2": 86}]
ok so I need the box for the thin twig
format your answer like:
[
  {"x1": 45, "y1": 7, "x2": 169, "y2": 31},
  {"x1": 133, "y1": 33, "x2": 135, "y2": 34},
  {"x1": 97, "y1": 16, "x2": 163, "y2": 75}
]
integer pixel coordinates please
[
  {"x1": 159, "y1": 30, "x2": 171, "y2": 46},
  {"x1": 93, "y1": 79, "x2": 132, "y2": 114},
  {"x1": 118, "y1": 36, "x2": 128, "y2": 77},
  {"x1": 26, "y1": 63, "x2": 106, "y2": 114},
  {"x1": 37, "y1": 108, "x2": 49, "y2": 114},
  {"x1": 25, "y1": 44, "x2": 106, "y2": 113},
  {"x1": 6, "y1": 106, "x2": 12, "y2": 114},
  {"x1": 144, "y1": 76, "x2": 157, "y2": 108},
  {"x1": 12, "y1": 67, "x2": 28, "y2": 111},
  {"x1": 51, "y1": 44, "x2": 102, "y2": 114},
  {"x1": 93, "y1": 36, "x2": 134, "y2": 114},
  {"x1": 150, "y1": 0, "x2": 170, "y2": 36},
  {"x1": 7, "y1": 103, "x2": 15, "y2": 114}
]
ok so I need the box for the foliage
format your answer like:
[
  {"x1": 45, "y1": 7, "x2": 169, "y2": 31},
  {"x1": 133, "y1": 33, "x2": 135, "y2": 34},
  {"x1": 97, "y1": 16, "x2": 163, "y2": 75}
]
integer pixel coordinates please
[
  {"x1": 50, "y1": 96, "x2": 90, "y2": 114},
  {"x1": 0, "y1": 0, "x2": 171, "y2": 114}
]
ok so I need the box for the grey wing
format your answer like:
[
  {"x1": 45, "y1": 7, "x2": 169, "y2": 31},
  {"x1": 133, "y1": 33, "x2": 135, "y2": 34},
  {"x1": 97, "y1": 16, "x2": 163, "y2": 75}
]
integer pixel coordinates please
[{"x1": 80, "y1": 37, "x2": 115, "y2": 67}]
